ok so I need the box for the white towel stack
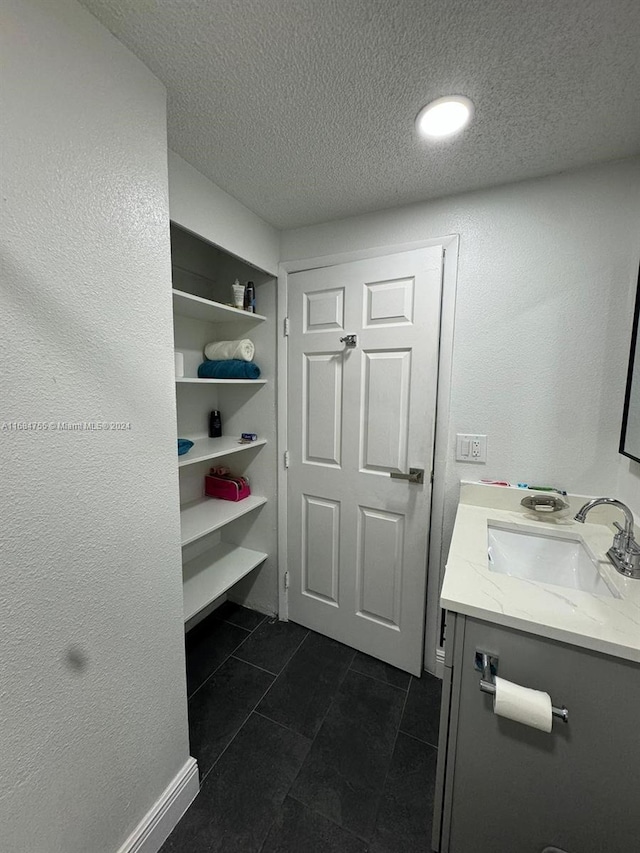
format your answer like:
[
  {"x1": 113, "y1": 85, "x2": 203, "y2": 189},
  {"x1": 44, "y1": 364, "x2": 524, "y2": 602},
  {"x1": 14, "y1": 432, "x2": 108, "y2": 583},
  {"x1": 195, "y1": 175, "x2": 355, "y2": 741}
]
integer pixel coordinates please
[{"x1": 204, "y1": 339, "x2": 255, "y2": 362}]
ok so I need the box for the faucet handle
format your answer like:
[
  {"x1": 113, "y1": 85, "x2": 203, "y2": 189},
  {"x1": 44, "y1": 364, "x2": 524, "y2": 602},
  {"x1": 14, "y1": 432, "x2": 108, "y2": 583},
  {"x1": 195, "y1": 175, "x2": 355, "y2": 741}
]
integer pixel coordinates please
[
  {"x1": 619, "y1": 538, "x2": 640, "y2": 578},
  {"x1": 612, "y1": 522, "x2": 627, "y2": 555},
  {"x1": 614, "y1": 520, "x2": 638, "y2": 543},
  {"x1": 612, "y1": 521, "x2": 640, "y2": 569}
]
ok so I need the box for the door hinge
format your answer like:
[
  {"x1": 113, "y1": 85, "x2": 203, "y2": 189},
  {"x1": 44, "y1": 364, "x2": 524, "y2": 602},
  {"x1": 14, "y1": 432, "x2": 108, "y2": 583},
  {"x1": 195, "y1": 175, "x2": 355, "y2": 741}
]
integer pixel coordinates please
[
  {"x1": 284, "y1": 450, "x2": 290, "y2": 468},
  {"x1": 284, "y1": 571, "x2": 290, "y2": 590},
  {"x1": 283, "y1": 317, "x2": 290, "y2": 337},
  {"x1": 430, "y1": 470, "x2": 434, "y2": 484}
]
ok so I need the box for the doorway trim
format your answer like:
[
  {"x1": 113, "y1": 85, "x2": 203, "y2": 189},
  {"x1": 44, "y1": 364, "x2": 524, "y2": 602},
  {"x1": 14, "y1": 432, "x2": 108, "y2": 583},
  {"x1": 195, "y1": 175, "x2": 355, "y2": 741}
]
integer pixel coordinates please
[{"x1": 277, "y1": 234, "x2": 459, "y2": 674}]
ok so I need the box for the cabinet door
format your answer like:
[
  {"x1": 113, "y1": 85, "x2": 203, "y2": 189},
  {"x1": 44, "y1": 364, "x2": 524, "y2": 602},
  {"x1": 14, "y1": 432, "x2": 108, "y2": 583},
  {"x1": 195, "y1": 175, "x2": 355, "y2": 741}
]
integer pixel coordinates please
[{"x1": 447, "y1": 617, "x2": 640, "y2": 853}]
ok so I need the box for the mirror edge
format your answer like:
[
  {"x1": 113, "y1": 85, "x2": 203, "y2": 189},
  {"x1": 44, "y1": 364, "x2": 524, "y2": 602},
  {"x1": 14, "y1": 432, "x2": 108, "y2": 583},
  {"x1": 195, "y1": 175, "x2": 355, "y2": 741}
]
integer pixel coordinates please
[{"x1": 620, "y1": 264, "x2": 640, "y2": 464}]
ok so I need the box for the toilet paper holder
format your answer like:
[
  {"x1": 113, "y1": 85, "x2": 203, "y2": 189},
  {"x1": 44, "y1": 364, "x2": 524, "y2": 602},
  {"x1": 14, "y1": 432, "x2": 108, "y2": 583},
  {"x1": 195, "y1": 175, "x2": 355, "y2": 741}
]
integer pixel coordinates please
[{"x1": 475, "y1": 651, "x2": 569, "y2": 723}]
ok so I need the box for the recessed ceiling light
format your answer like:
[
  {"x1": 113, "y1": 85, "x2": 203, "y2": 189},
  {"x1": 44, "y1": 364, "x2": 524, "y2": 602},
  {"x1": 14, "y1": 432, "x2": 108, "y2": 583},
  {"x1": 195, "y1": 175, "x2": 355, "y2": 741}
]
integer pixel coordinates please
[{"x1": 416, "y1": 96, "x2": 474, "y2": 139}]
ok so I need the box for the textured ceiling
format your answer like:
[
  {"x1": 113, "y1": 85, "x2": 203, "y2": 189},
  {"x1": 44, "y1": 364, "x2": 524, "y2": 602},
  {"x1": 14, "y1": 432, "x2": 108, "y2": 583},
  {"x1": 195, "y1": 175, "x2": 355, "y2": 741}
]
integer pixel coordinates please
[{"x1": 80, "y1": 0, "x2": 640, "y2": 229}]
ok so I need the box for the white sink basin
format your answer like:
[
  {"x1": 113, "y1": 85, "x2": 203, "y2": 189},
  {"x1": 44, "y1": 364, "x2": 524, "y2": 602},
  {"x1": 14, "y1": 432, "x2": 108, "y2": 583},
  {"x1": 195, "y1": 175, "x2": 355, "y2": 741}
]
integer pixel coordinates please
[{"x1": 487, "y1": 523, "x2": 619, "y2": 598}]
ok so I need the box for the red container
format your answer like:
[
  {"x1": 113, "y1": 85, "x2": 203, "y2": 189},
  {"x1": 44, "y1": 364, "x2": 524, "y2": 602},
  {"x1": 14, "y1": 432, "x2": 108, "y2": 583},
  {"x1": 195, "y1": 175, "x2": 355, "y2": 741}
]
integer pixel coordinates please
[{"x1": 204, "y1": 473, "x2": 251, "y2": 502}]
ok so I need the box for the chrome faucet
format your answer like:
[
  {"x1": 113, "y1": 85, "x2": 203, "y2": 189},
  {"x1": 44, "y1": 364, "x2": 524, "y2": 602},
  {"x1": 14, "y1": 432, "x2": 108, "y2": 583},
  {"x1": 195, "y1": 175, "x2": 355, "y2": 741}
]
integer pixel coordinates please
[{"x1": 574, "y1": 498, "x2": 640, "y2": 579}]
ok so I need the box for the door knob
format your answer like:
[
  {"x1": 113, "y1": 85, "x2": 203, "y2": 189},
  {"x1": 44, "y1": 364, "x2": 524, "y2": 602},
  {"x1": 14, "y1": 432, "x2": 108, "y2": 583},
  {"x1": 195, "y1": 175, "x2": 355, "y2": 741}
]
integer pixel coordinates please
[
  {"x1": 340, "y1": 334, "x2": 357, "y2": 348},
  {"x1": 389, "y1": 468, "x2": 424, "y2": 484}
]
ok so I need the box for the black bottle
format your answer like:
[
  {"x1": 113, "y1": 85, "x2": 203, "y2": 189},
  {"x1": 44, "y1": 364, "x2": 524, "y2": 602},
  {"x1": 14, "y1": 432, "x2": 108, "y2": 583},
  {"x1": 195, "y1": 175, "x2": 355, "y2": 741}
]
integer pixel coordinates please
[
  {"x1": 244, "y1": 281, "x2": 256, "y2": 313},
  {"x1": 208, "y1": 410, "x2": 222, "y2": 438}
]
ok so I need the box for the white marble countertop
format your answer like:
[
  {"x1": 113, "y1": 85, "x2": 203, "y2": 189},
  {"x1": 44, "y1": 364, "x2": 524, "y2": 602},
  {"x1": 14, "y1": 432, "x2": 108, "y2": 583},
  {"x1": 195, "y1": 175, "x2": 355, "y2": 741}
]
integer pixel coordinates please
[{"x1": 441, "y1": 483, "x2": 640, "y2": 662}]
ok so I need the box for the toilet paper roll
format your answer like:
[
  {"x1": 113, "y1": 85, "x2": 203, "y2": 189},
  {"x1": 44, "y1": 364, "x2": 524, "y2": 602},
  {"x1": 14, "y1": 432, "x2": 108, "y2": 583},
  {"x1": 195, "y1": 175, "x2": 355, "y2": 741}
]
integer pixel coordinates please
[
  {"x1": 493, "y1": 676, "x2": 552, "y2": 732},
  {"x1": 174, "y1": 351, "x2": 184, "y2": 378}
]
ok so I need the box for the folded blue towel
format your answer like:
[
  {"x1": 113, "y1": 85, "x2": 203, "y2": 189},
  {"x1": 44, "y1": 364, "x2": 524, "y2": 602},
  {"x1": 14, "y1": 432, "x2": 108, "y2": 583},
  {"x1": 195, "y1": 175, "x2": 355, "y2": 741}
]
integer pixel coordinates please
[
  {"x1": 177, "y1": 438, "x2": 194, "y2": 456},
  {"x1": 197, "y1": 359, "x2": 261, "y2": 380}
]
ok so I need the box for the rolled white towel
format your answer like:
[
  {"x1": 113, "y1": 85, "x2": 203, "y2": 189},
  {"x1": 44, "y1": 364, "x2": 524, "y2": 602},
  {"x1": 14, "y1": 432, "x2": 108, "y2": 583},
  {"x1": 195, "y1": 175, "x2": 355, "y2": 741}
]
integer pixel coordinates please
[{"x1": 203, "y1": 339, "x2": 255, "y2": 362}]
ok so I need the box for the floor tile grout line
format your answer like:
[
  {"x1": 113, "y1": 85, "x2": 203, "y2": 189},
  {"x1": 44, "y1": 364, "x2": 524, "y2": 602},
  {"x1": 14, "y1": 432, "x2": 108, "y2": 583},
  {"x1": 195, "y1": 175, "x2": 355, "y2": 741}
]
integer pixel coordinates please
[
  {"x1": 285, "y1": 791, "x2": 373, "y2": 847},
  {"x1": 301, "y1": 646, "x2": 357, "y2": 742},
  {"x1": 367, "y1": 677, "x2": 413, "y2": 842},
  {"x1": 223, "y1": 608, "x2": 268, "y2": 631},
  {"x1": 338, "y1": 648, "x2": 359, "y2": 688},
  {"x1": 220, "y1": 612, "x2": 273, "y2": 658},
  {"x1": 253, "y1": 708, "x2": 313, "y2": 738},
  {"x1": 397, "y1": 726, "x2": 439, "y2": 750},
  {"x1": 283, "y1": 647, "x2": 358, "y2": 800},
  {"x1": 252, "y1": 649, "x2": 326, "y2": 853},
  {"x1": 232, "y1": 618, "x2": 309, "y2": 678},
  {"x1": 256, "y1": 786, "x2": 366, "y2": 853},
  {"x1": 251, "y1": 642, "x2": 354, "y2": 740},
  {"x1": 276, "y1": 624, "x2": 311, "y2": 670},
  {"x1": 348, "y1": 664, "x2": 410, "y2": 693},
  {"x1": 229, "y1": 655, "x2": 279, "y2": 677},
  {"x1": 238, "y1": 626, "x2": 312, "y2": 698},
  {"x1": 224, "y1": 616, "x2": 267, "y2": 631},
  {"x1": 257, "y1": 815, "x2": 280, "y2": 853},
  {"x1": 251, "y1": 627, "x2": 312, "y2": 706},
  {"x1": 197, "y1": 667, "x2": 286, "y2": 789},
  {"x1": 186, "y1": 610, "x2": 269, "y2": 701},
  {"x1": 196, "y1": 624, "x2": 311, "y2": 788},
  {"x1": 186, "y1": 640, "x2": 248, "y2": 702}
]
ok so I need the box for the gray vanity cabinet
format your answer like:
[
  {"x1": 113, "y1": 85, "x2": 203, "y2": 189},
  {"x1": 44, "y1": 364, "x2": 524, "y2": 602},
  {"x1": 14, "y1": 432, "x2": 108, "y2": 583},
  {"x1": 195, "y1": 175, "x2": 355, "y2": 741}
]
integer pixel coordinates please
[{"x1": 433, "y1": 613, "x2": 640, "y2": 853}]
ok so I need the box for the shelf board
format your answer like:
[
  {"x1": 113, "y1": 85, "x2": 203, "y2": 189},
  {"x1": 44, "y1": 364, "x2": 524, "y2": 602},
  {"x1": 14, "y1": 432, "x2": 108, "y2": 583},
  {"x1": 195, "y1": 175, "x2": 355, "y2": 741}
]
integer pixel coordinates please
[
  {"x1": 172, "y1": 288, "x2": 266, "y2": 324},
  {"x1": 180, "y1": 495, "x2": 267, "y2": 546},
  {"x1": 178, "y1": 435, "x2": 267, "y2": 467},
  {"x1": 176, "y1": 377, "x2": 266, "y2": 386},
  {"x1": 182, "y1": 542, "x2": 267, "y2": 622}
]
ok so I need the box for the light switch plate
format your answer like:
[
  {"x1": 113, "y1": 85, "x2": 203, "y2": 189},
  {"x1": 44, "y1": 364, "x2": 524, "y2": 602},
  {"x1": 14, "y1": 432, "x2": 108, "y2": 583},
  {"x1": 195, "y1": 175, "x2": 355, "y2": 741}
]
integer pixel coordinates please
[{"x1": 456, "y1": 434, "x2": 487, "y2": 463}]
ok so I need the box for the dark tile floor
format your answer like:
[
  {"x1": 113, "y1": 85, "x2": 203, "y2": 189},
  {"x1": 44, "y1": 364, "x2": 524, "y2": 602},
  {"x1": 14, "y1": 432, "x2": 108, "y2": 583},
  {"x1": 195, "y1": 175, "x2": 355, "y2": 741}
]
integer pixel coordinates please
[{"x1": 161, "y1": 601, "x2": 442, "y2": 853}]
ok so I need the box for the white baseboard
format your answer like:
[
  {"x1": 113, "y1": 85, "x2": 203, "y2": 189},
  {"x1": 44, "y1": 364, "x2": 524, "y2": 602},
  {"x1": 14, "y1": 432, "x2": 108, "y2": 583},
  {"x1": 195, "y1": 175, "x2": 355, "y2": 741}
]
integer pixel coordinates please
[
  {"x1": 117, "y1": 757, "x2": 199, "y2": 853},
  {"x1": 434, "y1": 648, "x2": 445, "y2": 679}
]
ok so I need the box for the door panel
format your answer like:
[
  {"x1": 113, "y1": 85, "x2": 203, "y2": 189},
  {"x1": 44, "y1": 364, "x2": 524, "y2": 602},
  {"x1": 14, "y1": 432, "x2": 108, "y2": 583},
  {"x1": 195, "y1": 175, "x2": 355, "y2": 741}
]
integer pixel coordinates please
[
  {"x1": 364, "y1": 277, "x2": 415, "y2": 327},
  {"x1": 304, "y1": 287, "x2": 345, "y2": 332},
  {"x1": 302, "y1": 494, "x2": 340, "y2": 605},
  {"x1": 288, "y1": 247, "x2": 443, "y2": 675},
  {"x1": 303, "y1": 352, "x2": 343, "y2": 467},
  {"x1": 356, "y1": 505, "x2": 404, "y2": 628},
  {"x1": 360, "y1": 349, "x2": 412, "y2": 474}
]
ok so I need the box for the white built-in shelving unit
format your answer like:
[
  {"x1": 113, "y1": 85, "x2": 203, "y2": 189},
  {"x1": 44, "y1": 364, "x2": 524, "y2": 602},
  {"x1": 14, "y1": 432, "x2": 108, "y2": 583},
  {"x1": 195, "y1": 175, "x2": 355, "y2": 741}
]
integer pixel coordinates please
[
  {"x1": 182, "y1": 543, "x2": 268, "y2": 623},
  {"x1": 180, "y1": 495, "x2": 269, "y2": 546},
  {"x1": 178, "y1": 435, "x2": 268, "y2": 468},
  {"x1": 176, "y1": 377, "x2": 267, "y2": 385},
  {"x1": 173, "y1": 288, "x2": 267, "y2": 324},
  {"x1": 171, "y1": 223, "x2": 275, "y2": 626}
]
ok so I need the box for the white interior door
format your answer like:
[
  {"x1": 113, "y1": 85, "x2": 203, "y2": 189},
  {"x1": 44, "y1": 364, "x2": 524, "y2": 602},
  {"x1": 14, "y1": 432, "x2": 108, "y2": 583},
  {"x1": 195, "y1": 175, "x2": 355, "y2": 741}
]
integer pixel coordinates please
[{"x1": 287, "y1": 246, "x2": 443, "y2": 675}]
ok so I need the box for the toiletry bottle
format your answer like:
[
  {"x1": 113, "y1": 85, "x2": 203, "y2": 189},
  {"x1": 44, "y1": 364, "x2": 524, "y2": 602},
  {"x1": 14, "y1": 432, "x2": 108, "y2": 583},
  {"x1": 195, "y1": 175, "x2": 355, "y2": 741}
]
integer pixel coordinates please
[
  {"x1": 244, "y1": 281, "x2": 256, "y2": 313},
  {"x1": 232, "y1": 279, "x2": 245, "y2": 309},
  {"x1": 209, "y1": 410, "x2": 222, "y2": 438}
]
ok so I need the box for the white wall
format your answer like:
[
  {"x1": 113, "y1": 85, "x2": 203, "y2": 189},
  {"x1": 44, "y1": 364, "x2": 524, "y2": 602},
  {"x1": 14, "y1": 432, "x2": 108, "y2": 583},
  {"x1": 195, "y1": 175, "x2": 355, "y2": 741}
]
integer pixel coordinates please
[
  {"x1": 0, "y1": 1, "x2": 190, "y2": 851},
  {"x1": 281, "y1": 157, "x2": 640, "y2": 658},
  {"x1": 168, "y1": 152, "x2": 280, "y2": 277}
]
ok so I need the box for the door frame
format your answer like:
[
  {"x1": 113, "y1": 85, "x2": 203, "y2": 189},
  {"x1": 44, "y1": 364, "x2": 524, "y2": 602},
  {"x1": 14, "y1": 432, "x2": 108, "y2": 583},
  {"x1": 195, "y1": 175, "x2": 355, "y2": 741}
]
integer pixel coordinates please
[{"x1": 277, "y1": 234, "x2": 460, "y2": 674}]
